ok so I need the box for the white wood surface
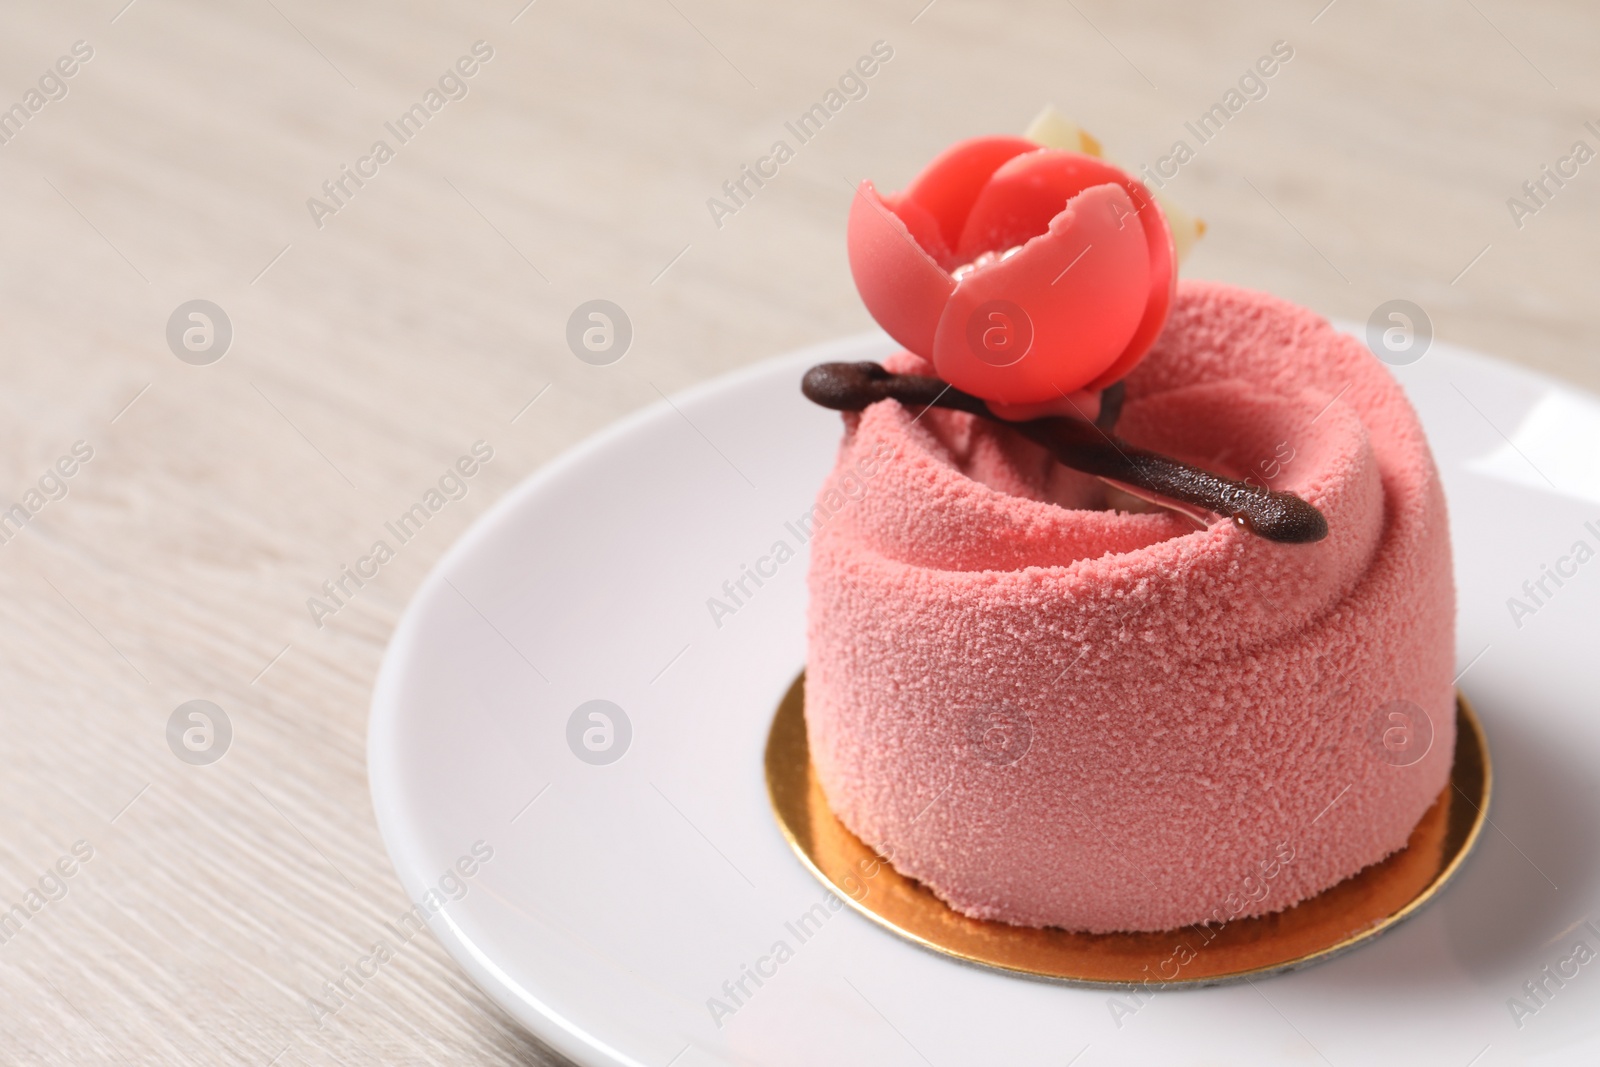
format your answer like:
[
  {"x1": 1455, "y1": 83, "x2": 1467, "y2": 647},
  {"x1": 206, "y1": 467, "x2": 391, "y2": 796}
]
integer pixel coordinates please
[{"x1": 0, "y1": 0, "x2": 1595, "y2": 1063}]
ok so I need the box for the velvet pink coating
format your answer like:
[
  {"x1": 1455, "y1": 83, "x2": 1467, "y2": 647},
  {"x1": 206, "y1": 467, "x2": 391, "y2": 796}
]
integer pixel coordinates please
[{"x1": 803, "y1": 280, "x2": 1457, "y2": 933}]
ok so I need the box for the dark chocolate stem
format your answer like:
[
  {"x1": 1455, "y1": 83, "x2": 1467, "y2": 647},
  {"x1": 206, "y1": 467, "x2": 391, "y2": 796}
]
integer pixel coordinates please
[
  {"x1": 1095, "y1": 380, "x2": 1126, "y2": 433},
  {"x1": 801, "y1": 362, "x2": 1328, "y2": 544}
]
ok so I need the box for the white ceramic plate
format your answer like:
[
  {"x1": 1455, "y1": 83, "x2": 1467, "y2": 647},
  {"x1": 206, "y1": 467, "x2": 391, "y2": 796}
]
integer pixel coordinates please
[{"x1": 370, "y1": 331, "x2": 1600, "y2": 1067}]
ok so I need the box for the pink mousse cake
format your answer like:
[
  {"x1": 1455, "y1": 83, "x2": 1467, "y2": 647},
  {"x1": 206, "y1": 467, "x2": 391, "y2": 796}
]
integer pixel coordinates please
[{"x1": 802, "y1": 134, "x2": 1455, "y2": 934}]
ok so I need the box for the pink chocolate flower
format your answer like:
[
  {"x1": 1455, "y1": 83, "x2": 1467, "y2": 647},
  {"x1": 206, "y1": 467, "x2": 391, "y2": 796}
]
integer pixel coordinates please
[{"x1": 847, "y1": 136, "x2": 1176, "y2": 405}]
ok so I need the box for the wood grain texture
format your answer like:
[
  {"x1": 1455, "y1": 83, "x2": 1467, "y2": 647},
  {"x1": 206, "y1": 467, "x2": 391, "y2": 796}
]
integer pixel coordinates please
[{"x1": 0, "y1": 0, "x2": 1593, "y2": 1063}]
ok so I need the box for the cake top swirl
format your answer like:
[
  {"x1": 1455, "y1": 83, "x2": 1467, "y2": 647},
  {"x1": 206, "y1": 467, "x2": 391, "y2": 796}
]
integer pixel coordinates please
[{"x1": 802, "y1": 360, "x2": 1328, "y2": 544}]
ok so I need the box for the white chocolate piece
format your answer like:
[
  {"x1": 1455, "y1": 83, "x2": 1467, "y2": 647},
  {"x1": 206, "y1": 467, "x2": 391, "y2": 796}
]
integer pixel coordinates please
[{"x1": 1022, "y1": 106, "x2": 1104, "y2": 157}]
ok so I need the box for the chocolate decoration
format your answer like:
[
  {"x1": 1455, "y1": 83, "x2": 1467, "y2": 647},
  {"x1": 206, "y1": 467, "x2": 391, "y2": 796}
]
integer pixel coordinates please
[
  {"x1": 1095, "y1": 381, "x2": 1126, "y2": 433},
  {"x1": 800, "y1": 362, "x2": 1329, "y2": 544}
]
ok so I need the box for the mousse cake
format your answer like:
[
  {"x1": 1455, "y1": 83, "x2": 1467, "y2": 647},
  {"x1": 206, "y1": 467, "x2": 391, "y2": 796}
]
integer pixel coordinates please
[{"x1": 798, "y1": 115, "x2": 1455, "y2": 934}]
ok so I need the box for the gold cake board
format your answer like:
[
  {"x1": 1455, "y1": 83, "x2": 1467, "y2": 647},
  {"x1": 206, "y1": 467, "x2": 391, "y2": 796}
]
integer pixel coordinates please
[{"x1": 764, "y1": 674, "x2": 1490, "y2": 988}]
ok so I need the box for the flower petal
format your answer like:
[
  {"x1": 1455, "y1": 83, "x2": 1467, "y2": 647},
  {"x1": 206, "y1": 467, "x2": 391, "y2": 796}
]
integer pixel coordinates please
[
  {"x1": 847, "y1": 180, "x2": 955, "y2": 357},
  {"x1": 952, "y1": 148, "x2": 1175, "y2": 390},
  {"x1": 898, "y1": 136, "x2": 1041, "y2": 255},
  {"x1": 1084, "y1": 181, "x2": 1175, "y2": 390},
  {"x1": 955, "y1": 148, "x2": 1125, "y2": 261},
  {"x1": 931, "y1": 183, "x2": 1150, "y2": 404},
  {"x1": 880, "y1": 189, "x2": 953, "y2": 268}
]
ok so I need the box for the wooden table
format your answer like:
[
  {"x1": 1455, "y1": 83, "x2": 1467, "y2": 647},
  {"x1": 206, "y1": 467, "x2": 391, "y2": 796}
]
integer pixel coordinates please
[{"x1": 1, "y1": 0, "x2": 1594, "y2": 1063}]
